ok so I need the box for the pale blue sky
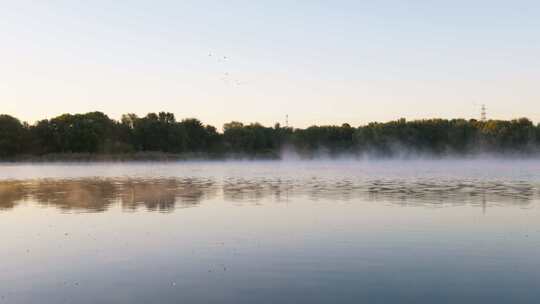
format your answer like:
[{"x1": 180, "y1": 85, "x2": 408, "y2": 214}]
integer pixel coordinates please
[{"x1": 1, "y1": 1, "x2": 539, "y2": 128}]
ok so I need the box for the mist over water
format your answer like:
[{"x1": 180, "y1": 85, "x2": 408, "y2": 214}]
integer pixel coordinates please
[
  {"x1": 1, "y1": 160, "x2": 540, "y2": 303},
  {"x1": 1, "y1": 158, "x2": 539, "y2": 179}
]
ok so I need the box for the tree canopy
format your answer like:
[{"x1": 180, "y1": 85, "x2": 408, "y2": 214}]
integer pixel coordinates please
[{"x1": 0, "y1": 112, "x2": 539, "y2": 159}]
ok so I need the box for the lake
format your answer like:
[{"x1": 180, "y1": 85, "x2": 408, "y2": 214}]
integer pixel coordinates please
[{"x1": 1, "y1": 160, "x2": 539, "y2": 303}]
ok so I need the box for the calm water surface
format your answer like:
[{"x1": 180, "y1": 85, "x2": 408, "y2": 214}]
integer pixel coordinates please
[{"x1": 1, "y1": 160, "x2": 539, "y2": 303}]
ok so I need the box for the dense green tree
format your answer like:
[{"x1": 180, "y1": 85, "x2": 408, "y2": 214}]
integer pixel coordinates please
[
  {"x1": 294, "y1": 124, "x2": 354, "y2": 155},
  {"x1": 28, "y1": 112, "x2": 115, "y2": 154},
  {"x1": 179, "y1": 118, "x2": 208, "y2": 151},
  {"x1": 0, "y1": 112, "x2": 539, "y2": 158},
  {"x1": 0, "y1": 115, "x2": 27, "y2": 157},
  {"x1": 131, "y1": 112, "x2": 187, "y2": 152},
  {"x1": 223, "y1": 122, "x2": 279, "y2": 153}
]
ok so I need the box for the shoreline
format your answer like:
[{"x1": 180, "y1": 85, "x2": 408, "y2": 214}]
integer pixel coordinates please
[
  {"x1": 0, "y1": 152, "x2": 281, "y2": 163},
  {"x1": 2, "y1": 151, "x2": 540, "y2": 163}
]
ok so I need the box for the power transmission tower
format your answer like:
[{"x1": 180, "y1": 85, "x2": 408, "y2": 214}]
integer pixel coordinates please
[{"x1": 481, "y1": 104, "x2": 487, "y2": 121}]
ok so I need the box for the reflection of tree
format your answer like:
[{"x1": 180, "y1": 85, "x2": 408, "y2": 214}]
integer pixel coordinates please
[
  {"x1": 30, "y1": 179, "x2": 117, "y2": 212},
  {"x1": 221, "y1": 178, "x2": 537, "y2": 208},
  {"x1": 364, "y1": 180, "x2": 535, "y2": 207},
  {"x1": 119, "y1": 178, "x2": 216, "y2": 212},
  {"x1": 222, "y1": 178, "x2": 300, "y2": 204},
  {"x1": 0, "y1": 182, "x2": 27, "y2": 210},
  {"x1": 175, "y1": 178, "x2": 216, "y2": 204},
  {"x1": 0, "y1": 177, "x2": 537, "y2": 213},
  {"x1": 223, "y1": 179, "x2": 267, "y2": 202},
  {"x1": 0, "y1": 178, "x2": 218, "y2": 213},
  {"x1": 120, "y1": 180, "x2": 177, "y2": 212}
]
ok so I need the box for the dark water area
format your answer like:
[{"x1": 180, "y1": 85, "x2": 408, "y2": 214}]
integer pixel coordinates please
[{"x1": 1, "y1": 160, "x2": 539, "y2": 303}]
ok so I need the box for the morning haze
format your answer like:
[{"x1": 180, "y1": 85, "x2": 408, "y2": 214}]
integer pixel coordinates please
[
  {"x1": 2, "y1": 1, "x2": 539, "y2": 127},
  {"x1": 2, "y1": 3, "x2": 540, "y2": 304}
]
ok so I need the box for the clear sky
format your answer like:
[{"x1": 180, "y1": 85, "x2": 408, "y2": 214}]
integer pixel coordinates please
[{"x1": 1, "y1": 1, "x2": 539, "y2": 128}]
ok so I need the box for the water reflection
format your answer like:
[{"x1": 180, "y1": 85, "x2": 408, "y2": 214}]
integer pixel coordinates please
[
  {"x1": 119, "y1": 178, "x2": 217, "y2": 212},
  {"x1": 30, "y1": 179, "x2": 117, "y2": 212},
  {"x1": 1, "y1": 177, "x2": 538, "y2": 213},
  {"x1": 0, "y1": 182, "x2": 27, "y2": 210}
]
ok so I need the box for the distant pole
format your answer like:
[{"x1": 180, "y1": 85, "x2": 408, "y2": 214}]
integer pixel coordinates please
[
  {"x1": 285, "y1": 114, "x2": 289, "y2": 128},
  {"x1": 481, "y1": 104, "x2": 487, "y2": 121}
]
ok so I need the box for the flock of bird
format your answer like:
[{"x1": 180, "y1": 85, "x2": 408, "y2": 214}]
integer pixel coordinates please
[{"x1": 208, "y1": 52, "x2": 245, "y2": 86}]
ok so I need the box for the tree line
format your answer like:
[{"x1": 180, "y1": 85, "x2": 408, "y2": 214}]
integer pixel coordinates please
[{"x1": 1, "y1": 112, "x2": 539, "y2": 159}]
